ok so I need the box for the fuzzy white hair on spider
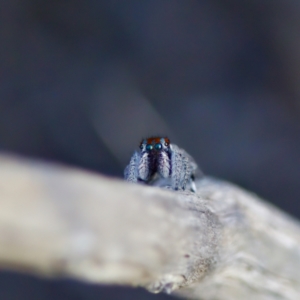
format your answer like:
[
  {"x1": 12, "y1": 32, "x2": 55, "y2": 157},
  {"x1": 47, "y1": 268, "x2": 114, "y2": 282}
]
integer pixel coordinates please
[{"x1": 124, "y1": 137, "x2": 200, "y2": 192}]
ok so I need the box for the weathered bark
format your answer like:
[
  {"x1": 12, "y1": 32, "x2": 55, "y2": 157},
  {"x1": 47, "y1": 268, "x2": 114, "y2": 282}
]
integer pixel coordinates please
[{"x1": 0, "y1": 153, "x2": 299, "y2": 300}]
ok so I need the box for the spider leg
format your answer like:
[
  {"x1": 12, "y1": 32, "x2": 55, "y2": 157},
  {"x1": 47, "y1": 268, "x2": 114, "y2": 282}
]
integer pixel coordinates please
[
  {"x1": 124, "y1": 151, "x2": 140, "y2": 182},
  {"x1": 179, "y1": 148, "x2": 200, "y2": 192},
  {"x1": 158, "y1": 150, "x2": 171, "y2": 178},
  {"x1": 180, "y1": 154, "x2": 192, "y2": 190},
  {"x1": 170, "y1": 144, "x2": 185, "y2": 190},
  {"x1": 189, "y1": 174, "x2": 197, "y2": 192},
  {"x1": 171, "y1": 144, "x2": 198, "y2": 191},
  {"x1": 138, "y1": 151, "x2": 150, "y2": 181}
]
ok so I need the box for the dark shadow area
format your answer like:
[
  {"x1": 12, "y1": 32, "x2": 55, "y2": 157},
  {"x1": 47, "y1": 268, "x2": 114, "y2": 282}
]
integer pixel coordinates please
[{"x1": 0, "y1": 271, "x2": 173, "y2": 300}]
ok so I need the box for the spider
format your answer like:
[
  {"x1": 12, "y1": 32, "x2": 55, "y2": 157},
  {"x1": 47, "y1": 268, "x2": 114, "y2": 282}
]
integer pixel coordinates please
[{"x1": 124, "y1": 137, "x2": 200, "y2": 192}]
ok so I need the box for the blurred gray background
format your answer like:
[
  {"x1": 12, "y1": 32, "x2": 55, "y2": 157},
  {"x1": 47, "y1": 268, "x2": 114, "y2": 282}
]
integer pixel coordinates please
[{"x1": 1, "y1": 0, "x2": 300, "y2": 299}]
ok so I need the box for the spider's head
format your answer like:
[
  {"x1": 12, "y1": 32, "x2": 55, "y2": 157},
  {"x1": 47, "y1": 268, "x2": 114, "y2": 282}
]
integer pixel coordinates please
[{"x1": 139, "y1": 137, "x2": 170, "y2": 153}]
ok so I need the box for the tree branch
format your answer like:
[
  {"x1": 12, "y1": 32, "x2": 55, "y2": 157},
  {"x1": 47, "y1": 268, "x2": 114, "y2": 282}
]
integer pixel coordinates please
[{"x1": 0, "y1": 154, "x2": 299, "y2": 300}]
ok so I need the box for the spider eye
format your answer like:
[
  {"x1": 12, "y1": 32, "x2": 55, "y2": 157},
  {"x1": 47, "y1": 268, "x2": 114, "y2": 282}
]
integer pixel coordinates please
[
  {"x1": 146, "y1": 144, "x2": 153, "y2": 151},
  {"x1": 155, "y1": 143, "x2": 162, "y2": 150}
]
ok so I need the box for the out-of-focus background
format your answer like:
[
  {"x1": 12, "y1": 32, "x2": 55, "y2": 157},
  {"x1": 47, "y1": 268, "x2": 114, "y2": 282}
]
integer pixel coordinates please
[{"x1": 1, "y1": 1, "x2": 300, "y2": 299}]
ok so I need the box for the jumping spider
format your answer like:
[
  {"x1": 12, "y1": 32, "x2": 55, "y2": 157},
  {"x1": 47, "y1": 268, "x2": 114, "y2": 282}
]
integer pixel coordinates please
[{"x1": 124, "y1": 137, "x2": 200, "y2": 192}]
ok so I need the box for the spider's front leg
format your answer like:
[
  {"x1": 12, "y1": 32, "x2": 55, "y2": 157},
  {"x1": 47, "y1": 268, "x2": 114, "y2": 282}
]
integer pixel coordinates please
[
  {"x1": 124, "y1": 151, "x2": 140, "y2": 182},
  {"x1": 170, "y1": 144, "x2": 196, "y2": 191},
  {"x1": 124, "y1": 151, "x2": 151, "y2": 183}
]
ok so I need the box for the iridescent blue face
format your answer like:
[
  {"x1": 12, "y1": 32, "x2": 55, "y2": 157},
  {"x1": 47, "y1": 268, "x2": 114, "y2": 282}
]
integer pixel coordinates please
[{"x1": 140, "y1": 137, "x2": 170, "y2": 153}]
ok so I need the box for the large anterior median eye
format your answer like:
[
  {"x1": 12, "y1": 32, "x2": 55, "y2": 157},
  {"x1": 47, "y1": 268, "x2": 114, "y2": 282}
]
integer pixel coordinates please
[
  {"x1": 155, "y1": 143, "x2": 162, "y2": 150},
  {"x1": 146, "y1": 144, "x2": 153, "y2": 151}
]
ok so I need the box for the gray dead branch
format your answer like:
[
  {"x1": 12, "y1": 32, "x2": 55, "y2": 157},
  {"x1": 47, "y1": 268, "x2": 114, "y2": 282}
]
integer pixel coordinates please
[{"x1": 0, "y1": 154, "x2": 299, "y2": 300}]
